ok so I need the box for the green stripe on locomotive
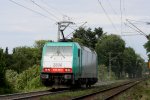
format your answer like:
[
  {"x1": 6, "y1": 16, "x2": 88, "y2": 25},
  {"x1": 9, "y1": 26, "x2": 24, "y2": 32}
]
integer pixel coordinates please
[{"x1": 72, "y1": 43, "x2": 81, "y2": 80}]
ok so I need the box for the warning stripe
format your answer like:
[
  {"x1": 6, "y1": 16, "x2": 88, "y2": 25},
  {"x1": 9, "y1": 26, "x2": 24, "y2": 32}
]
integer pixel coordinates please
[{"x1": 43, "y1": 68, "x2": 72, "y2": 73}]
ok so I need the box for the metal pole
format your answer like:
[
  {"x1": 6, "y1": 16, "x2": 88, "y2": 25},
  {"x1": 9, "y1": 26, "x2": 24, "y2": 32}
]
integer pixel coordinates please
[
  {"x1": 57, "y1": 22, "x2": 60, "y2": 42},
  {"x1": 108, "y1": 52, "x2": 122, "y2": 80},
  {"x1": 109, "y1": 52, "x2": 111, "y2": 80}
]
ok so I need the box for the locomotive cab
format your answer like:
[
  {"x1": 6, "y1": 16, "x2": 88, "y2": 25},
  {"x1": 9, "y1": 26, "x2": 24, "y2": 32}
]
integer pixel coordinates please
[{"x1": 41, "y1": 42, "x2": 74, "y2": 86}]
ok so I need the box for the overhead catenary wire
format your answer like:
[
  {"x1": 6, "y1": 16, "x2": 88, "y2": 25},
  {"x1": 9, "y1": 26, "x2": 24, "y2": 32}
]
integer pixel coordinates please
[
  {"x1": 125, "y1": 21, "x2": 150, "y2": 39},
  {"x1": 121, "y1": 0, "x2": 134, "y2": 38},
  {"x1": 126, "y1": 19, "x2": 147, "y2": 37},
  {"x1": 121, "y1": 0, "x2": 142, "y2": 49},
  {"x1": 127, "y1": 19, "x2": 150, "y2": 25},
  {"x1": 107, "y1": 0, "x2": 125, "y2": 34},
  {"x1": 40, "y1": 0, "x2": 70, "y2": 18},
  {"x1": 9, "y1": 0, "x2": 56, "y2": 22},
  {"x1": 66, "y1": 22, "x2": 87, "y2": 38},
  {"x1": 122, "y1": 32, "x2": 141, "y2": 33},
  {"x1": 67, "y1": 21, "x2": 89, "y2": 37},
  {"x1": 122, "y1": 0, "x2": 125, "y2": 12},
  {"x1": 124, "y1": 23, "x2": 144, "y2": 35},
  {"x1": 107, "y1": 0, "x2": 118, "y2": 15},
  {"x1": 31, "y1": 0, "x2": 79, "y2": 31},
  {"x1": 40, "y1": 0, "x2": 73, "y2": 22},
  {"x1": 122, "y1": 0, "x2": 128, "y2": 36},
  {"x1": 119, "y1": 0, "x2": 148, "y2": 60},
  {"x1": 30, "y1": 0, "x2": 60, "y2": 21},
  {"x1": 97, "y1": 0, "x2": 119, "y2": 34},
  {"x1": 119, "y1": 34, "x2": 143, "y2": 36},
  {"x1": 106, "y1": 0, "x2": 122, "y2": 24}
]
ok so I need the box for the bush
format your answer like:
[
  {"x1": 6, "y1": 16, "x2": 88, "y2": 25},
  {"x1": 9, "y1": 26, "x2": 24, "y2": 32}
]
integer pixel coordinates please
[
  {"x1": 5, "y1": 65, "x2": 45, "y2": 92},
  {"x1": 98, "y1": 65, "x2": 108, "y2": 81},
  {"x1": 98, "y1": 65, "x2": 117, "y2": 81},
  {"x1": 5, "y1": 69, "x2": 18, "y2": 91}
]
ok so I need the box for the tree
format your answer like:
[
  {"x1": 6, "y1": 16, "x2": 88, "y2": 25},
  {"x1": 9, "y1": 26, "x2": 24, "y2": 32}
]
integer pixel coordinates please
[
  {"x1": 0, "y1": 48, "x2": 6, "y2": 86},
  {"x1": 95, "y1": 34, "x2": 125, "y2": 78},
  {"x1": 5, "y1": 47, "x2": 8, "y2": 55},
  {"x1": 123, "y1": 47, "x2": 144, "y2": 78},
  {"x1": 135, "y1": 55, "x2": 144, "y2": 77},
  {"x1": 123, "y1": 47, "x2": 137, "y2": 78},
  {"x1": 34, "y1": 40, "x2": 52, "y2": 49},
  {"x1": 5, "y1": 65, "x2": 43, "y2": 91},
  {"x1": 144, "y1": 40, "x2": 150, "y2": 59},
  {"x1": 72, "y1": 27, "x2": 104, "y2": 49},
  {"x1": 34, "y1": 40, "x2": 52, "y2": 62},
  {"x1": 96, "y1": 34, "x2": 125, "y2": 63},
  {"x1": 4, "y1": 47, "x2": 13, "y2": 69},
  {"x1": 9, "y1": 40, "x2": 52, "y2": 72},
  {"x1": 10, "y1": 47, "x2": 39, "y2": 73}
]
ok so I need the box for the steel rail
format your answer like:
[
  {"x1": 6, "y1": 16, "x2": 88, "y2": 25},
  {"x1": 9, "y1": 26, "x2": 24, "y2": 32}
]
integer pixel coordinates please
[
  {"x1": 72, "y1": 79, "x2": 144, "y2": 100},
  {"x1": 0, "y1": 88, "x2": 69, "y2": 100}
]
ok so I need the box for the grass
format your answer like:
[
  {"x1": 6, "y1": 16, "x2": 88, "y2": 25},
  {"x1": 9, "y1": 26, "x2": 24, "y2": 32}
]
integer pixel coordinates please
[
  {"x1": 22, "y1": 86, "x2": 48, "y2": 93},
  {"x1": 116, "y1": 78, "x2": 150, "y2": 100},
  {"x1": 41, "y1": 90, "x2": 93, "y2": 100}
]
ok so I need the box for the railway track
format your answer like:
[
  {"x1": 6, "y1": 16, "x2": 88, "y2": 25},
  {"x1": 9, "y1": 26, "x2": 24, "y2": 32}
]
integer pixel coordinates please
[
  {"x1": 0, "y1": 88, "x2": 69, "y2": 100},
  {"x1": 0, "y1": 79, "x2": 146, "y2": 100},
  {"x1": 72, "y1": 79, "x2": 144, "y2": 100},
  {"x1": 0, "y1": 85, "x2": 98, "y2": 100}
]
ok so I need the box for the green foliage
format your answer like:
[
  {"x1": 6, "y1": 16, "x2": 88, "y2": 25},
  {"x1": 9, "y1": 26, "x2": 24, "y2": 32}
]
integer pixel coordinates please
[
  {"x1": 98, "y1": 64, "x2": 117, "y2": 81},
  {"x1": 96, "y1": 34, "x2": 125, "y2": 64},
  {"x1": 98, "y1": 65, "x2": 108, "y2": 81},
  {"x1": 5, "y1": 65, "x2": 44, "y2": 92},
  {"x1": 72, "y1": 27, "x2": 145, "y2": 79},
  {"x1": 0, "y1": 48, "x2": 6, "y2": 87},
  {"x1": 123, "y1": 47, "x2": 137, "y2": 77},
  {"x1": 16, "y1": 65, "x2": 43, "y2": 91},
  {"x1": 7, "y1": 40, "x2": 51, "y2": 73},
  {"x1": 96, "y1": 34, "x2": 125, "y2": 78},
  {"x1": 0, "y1": 48, "x2": 13, "y2": 94},
  {"x1": 118, "y1": 79, "x2": 150, "y2": 100},
  {"x1": 10, "y1": 47, "x2": 38, "y2": 73},
  {"x1": 23, "y1": 65, "x2": 43, "y2": 91},
  {"x1": 34, "y1": 40, "x2": 51, "y2": 63},
  {"x1": 123, "y1": 48, "x2": 145, "y2": 78},
  {"x1": 144, "y1": 39, "x2": 150, "y2": 59},
  {"x1": 142, "y1": 63, "x2": 149, "y2": 77},
  {"x1": 1, "y1": 40, "x2": 51, "y2": 93},
  {"x1": 95, "y1": 34, "x2": 145, "y2": 79},
  {"x1": 72, "y1": 27, "x2": 104, "y2": 49},
  {"x1": 5, "y1": 70, "x2": 18, "y2": 90},
  {"x1": 34, "y1": 40, "x2": 51, "y2": 49}
]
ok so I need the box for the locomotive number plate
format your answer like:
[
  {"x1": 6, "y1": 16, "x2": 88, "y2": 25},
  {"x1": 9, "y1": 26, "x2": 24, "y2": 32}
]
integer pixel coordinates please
[{"x1": 53, "y1": 63, "x2": 62, "y2": 68}]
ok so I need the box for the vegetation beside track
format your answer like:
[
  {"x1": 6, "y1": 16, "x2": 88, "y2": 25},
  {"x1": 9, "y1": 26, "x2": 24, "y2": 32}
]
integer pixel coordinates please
[
  {"x1": 5, "y1": 65, "x2": 47, "y2": 93},
  {"x1": 116, "y1": 78, "x2": 150, "y2": 100}
]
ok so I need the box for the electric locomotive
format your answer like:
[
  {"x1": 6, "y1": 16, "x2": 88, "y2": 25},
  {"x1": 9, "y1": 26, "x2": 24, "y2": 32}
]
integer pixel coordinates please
[{"x1": 40, "y1": 42, "x2": 98, "y2": 87}]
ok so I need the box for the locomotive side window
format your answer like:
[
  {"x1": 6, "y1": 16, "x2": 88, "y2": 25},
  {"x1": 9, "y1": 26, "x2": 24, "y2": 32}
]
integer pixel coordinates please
[{"x1": 78, "y1": 49, "x2": 80, "y2": 57}]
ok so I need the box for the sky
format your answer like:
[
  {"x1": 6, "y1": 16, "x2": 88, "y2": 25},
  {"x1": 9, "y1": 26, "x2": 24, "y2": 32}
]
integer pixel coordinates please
[{"x1": 0, "y1": 0, "x2": 150, "y2": 61}]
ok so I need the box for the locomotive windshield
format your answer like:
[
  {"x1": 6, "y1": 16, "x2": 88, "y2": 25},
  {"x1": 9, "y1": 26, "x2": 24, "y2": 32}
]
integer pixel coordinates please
[
  {"x1": 45, "y1": 46, "x2": 72, "y2": 57},
  {"x1": 43, "y1": 46, "x2": 73, "y2": 69}
]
